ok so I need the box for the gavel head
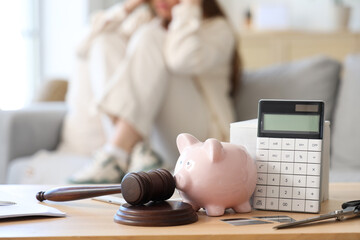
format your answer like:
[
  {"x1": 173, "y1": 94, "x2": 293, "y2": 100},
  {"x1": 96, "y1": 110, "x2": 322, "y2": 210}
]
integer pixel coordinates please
[{"x1": 121, "y1": 169, "x2": 176, "y2": 205}]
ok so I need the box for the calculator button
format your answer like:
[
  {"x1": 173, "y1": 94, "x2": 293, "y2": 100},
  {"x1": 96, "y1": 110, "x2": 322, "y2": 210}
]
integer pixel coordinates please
[
  {"x1": 266, "y1": 186, "x2": 279, "y2": 198},
  {"x1": 281, "y1": 162, "x2": 294, "y2": 174},
  {"x1": 279, "y1": 199, "x2": 292, "y2": 211},
  {"x1": 294, "y1": 163, "x2": 307, "y2": 175},
  {"x1": 306, "y1": 176, "x2": 320, "y2": 188},
  {"x1": 253, "y1": 197, "x2": 266, "y2": 209},
  {"x1": 280, "y1": 175, "x2": 293, "y2": 186},
  {"x1": 257, "y1": 173, "x2": 267, "y2": 184},
  {"x1": 266, "y1": 198, "x2": 279, "y2": 210},
  {"x1": 256, "y1": 161, "x2": 268, "y2": 173},
  {"x1": 256, "y1": 150, "x2": 268, "y2": 161},
  {"x1": 257, "y1": 133, "x2": 322, "y2": 213},
  {"x1": 257, "y1": 137, "x2": 269, "y2": 149},
  {"x1": 308, "y1": 139, "x2": 322, "y2": 151},
  {"x1": 306, "y1": 188, "x2": 320, "y2": 200},
  {"x1": 282, "y1": 139, "x2": 295, "y2": 150},
  {"x1": 292, "y1": 199, "x2": 305, "y2": 212},
  {"x1": 269, "y1": 138, "x2": 282, "y2": 150},
  {"x1": 292, "y1": 187, "x2": 306, "y2": 199},
  {"x1": 269, "y1": 150, "x2": 281, "y2": 161},
  {"x1": 307, "y1": 164, "x2": 321, "y2": 176},
  {"x1": 293, "y1": 175, "x2": 306, "y2": 187},
  {"x1": 295, "y1": 151, "x2": 308, "y2": 162},
  {"x1": 280, "y1": 186, "x2": 293, "y2": 198},
  {"x1": 305, "y1": 200, "x2": 319, "y2": 213},
  {"x1": 308, "y1": 151, "x2": 321, "y2": 163},
  {"x1": 267, "y1": 174, "x2": 280, "y2": 185},
  {"x1": 295, "y1": 139, "x2": 308, "y2": 151},
  {"x1": 281, "y1": 151, "x2": 294, "y2": 162},
  {"x1": 268, "y1": 162, "x2": 281, "y2": 174},
  {"x1": 255, "y1": 185, "x2": 267, "y2": 197}
]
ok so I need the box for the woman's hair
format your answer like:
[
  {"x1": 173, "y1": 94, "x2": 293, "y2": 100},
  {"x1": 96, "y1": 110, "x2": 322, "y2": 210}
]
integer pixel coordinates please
[{"x1": 202, "y1": 0, "x2": 241, "y2": 99}]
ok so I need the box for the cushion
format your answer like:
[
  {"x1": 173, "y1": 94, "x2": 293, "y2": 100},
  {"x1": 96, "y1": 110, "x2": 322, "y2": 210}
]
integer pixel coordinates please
[
  {"x1": 34, "y1": 79, "x2": 68, "y2": 102},
  {"x1": 331, "y1": 54, "x2": 360, "y2": 169},
  {"x1": 235, "y1": 56, "x2": 341, "y2": 121}
]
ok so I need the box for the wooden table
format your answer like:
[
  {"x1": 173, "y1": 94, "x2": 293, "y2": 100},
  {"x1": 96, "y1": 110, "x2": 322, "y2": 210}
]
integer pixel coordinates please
[{"x1": 0, "y1": 183, "x2": 359, "y2": 240}]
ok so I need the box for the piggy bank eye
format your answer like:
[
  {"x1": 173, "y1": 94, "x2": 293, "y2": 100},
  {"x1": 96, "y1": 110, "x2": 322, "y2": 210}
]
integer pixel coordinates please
[
  {"x1": 185, "y1": 160, "x2": 193, "y2": 169},
  {"x1": 179, "y1": 160, "x2": 183, "y2": 165}
]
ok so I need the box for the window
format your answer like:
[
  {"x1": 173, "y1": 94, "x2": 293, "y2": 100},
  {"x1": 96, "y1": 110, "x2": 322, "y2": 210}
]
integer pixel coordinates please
[{"x1": 0, "y1": 0, "x2": 40, "y2": 110}]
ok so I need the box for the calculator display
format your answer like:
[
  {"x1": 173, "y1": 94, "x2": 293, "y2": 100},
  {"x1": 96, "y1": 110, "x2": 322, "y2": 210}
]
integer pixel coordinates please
[
  {"x1": 258, "y1": 100, "x2": 324, "y2": 139},
  {"x1": 263, "y1": 114, "x2": 320, "y2": 133}
]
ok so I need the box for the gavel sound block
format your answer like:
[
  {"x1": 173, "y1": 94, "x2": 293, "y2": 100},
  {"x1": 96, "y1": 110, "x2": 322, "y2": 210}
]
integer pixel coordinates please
[{"x1": 36, "y1": 169, "x2": 198, "y2": 226}]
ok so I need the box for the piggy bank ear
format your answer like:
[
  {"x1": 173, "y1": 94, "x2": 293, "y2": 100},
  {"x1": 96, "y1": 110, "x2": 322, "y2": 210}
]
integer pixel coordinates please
[
  {"x1": 203, "y1": 139, "x2": 224, "y2": 162},
  {"x1": 177, "y1": 133, "x2": 200, "y2": 153}
]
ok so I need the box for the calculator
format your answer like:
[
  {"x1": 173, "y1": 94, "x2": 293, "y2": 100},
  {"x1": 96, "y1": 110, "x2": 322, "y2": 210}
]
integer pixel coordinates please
[{"x1": 253, "y1": 100, "x2": 324, "y2": 213}]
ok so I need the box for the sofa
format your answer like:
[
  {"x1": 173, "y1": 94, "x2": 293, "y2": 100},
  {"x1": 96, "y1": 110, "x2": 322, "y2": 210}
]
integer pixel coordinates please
[{"x1": 1, "y1": 55, "x2": 360, "y2": 184}]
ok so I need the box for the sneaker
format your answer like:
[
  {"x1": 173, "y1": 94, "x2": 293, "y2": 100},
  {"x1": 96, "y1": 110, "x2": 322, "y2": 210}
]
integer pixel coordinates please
[
  {"x1": 127, "y1": 142, "x2": 164, "y2": 173},
  {"x1": 68, "y1": 150, "x2": 126, "y2": 184}
]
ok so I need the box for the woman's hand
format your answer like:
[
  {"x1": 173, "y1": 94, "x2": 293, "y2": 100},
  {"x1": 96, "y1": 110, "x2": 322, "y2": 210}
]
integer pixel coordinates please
[{"x1": 124, "y1": 0, "x2": 148, "y2": 14}]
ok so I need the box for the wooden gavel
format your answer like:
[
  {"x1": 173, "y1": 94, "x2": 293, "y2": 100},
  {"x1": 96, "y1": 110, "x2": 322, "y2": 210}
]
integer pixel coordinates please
[{"x1": 36, "y1": 169, "x2": 175, "y2": 206}]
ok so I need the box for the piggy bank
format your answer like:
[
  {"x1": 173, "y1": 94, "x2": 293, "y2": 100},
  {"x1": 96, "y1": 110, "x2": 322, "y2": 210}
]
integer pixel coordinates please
[{"x1": 174, "y1": 133, "x2": 257, "y2": 216}]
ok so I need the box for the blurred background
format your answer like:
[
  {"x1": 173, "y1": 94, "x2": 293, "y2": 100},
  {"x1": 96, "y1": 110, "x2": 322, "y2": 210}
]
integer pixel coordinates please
[
  {"x1": 0, "y1": 0, "x2": 359, "y2": 110},
  {"x1": 1, "y1": 0, "x2": 360, "y2": 185}
]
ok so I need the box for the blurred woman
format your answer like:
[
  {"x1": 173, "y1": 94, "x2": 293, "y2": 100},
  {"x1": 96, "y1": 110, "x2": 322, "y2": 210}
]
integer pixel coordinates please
[{"x1": 65, "y1": 0, "x2": 240, "y2": 183}]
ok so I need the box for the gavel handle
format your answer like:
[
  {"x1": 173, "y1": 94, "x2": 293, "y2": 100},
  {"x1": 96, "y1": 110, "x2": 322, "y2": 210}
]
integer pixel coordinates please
[{"x1": 36, "y1": 185, "x2": 122, "y2": 202}]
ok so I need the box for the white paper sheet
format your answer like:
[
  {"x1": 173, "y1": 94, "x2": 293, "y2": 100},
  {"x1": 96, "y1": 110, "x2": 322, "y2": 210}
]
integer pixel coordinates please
[{"x1": 0, "y1": 203, "x2": 66, "y2": 219}]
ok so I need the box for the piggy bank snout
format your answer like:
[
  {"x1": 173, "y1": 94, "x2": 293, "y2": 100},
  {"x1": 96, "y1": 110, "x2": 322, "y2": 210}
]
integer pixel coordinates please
[{"x1": 174, "y1": 173, "x2": 187, "y2": 190}]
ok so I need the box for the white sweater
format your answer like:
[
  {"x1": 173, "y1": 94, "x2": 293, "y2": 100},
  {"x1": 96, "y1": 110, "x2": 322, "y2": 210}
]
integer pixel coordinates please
[{"x1": 165, "y1": 4, "x2": 236, "y2": 140}]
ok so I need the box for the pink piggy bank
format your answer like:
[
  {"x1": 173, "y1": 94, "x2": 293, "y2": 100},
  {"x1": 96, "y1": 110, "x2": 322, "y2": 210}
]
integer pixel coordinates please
[{"x1": 174, "y1": 133, "x2": 257, "y2": 217}]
